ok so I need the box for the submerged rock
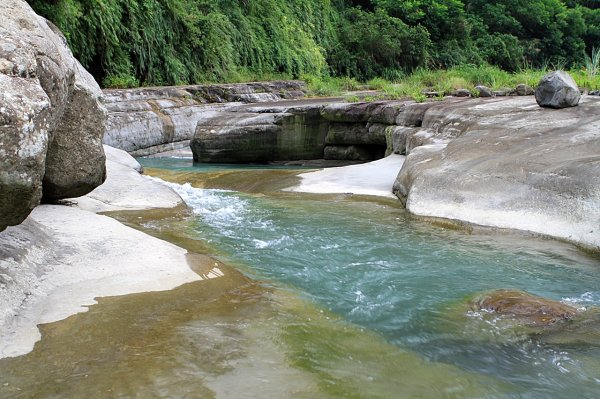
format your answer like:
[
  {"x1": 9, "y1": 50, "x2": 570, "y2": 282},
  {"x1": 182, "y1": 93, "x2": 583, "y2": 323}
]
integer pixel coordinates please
[
  {"x1": 470, "y1": 289, "x2": 578, "y2": 327},
  {"x1": 0, "y1": 0, "x2": 107, "y2": 230},
  {"x1": 535, "y1": 70, "x2": 580, "y2": 108}
]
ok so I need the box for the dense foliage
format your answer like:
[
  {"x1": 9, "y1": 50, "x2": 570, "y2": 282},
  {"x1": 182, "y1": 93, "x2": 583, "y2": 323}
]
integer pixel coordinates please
[{"x1": 27, "y1": 0, "x2": 600, "y2": 87}]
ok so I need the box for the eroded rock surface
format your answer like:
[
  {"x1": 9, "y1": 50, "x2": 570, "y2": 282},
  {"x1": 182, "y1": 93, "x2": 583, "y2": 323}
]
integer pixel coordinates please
[
  {"x1": 393, "y1": 96, "x2": 600, "y2": 251},
  {"x1": 103, "y1": 81, "x2": 306, "y2": 156},
  {"x1": 0, "y1": 0, "x2": 107, "y2": 230}
]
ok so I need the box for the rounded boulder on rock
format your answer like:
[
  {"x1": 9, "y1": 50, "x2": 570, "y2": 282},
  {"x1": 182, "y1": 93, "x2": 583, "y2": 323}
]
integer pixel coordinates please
[{"x1": 535, "y1": 70, "x2": 580, "y2": 108}]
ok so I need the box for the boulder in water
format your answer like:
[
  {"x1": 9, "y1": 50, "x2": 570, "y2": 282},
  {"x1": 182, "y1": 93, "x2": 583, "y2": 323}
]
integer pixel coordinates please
[
  {"x1": 470, "y1": 289, "x2": 578, "y2": 327},
  {"x1": 535, "y1": 71, "x2": 580, "y2": 108}
]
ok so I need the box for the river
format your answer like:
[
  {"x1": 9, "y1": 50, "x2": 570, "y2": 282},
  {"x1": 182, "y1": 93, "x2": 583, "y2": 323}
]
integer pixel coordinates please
[{"x1": 1, "y1": 158, "x2": 599, "y2": 398}]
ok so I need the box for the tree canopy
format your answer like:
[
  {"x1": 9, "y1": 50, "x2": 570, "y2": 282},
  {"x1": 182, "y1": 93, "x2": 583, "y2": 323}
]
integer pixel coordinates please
[{"x1": 27, "y1": 0, "x2": 600, "y2": 86}]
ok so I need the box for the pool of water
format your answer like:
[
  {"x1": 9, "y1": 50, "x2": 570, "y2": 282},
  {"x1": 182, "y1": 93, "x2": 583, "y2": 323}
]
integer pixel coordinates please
[{"x1": 1, "y1": 158, "x2": 599, "y2": 398}]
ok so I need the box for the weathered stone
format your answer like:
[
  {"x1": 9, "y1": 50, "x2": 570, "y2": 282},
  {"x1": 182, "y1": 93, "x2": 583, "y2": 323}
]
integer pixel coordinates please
[
  {"x1": 535, "y1": 70, "x2": 580, "y2": 108},
  {"x1": 515, "y1": 84, "x2": 534, "y2": 96},
  {"x1": 393, "y1": 96, "x2": 600, "y2": 251},
  {"x1": 320, "y1": 102, "x2": 381, "y2": 123},
  {"x1": 589, "y1": 90, "x2": 600, "y2": 96},
  {"x1": 0, "y1": 74, "x2": 50, "y2": 230},
  {"x1": 368, "y1": 101, "x2": 407, "y2": 124},
  {"x1": 470, "y1": 289, "x2": 578, "y2": 327},
  {"x1": 475, "y1": 85, "x2": 493, "y2": 97},
  {"x1": 191, "y1": 103, "x2": 330, "y2": 163},
  {"x1": 0, "y1": 0, "x2": 107, "y2": 229},
  {"x1": 325, "y1": 123, "x2": 368, "y2": 145},
  {"x1": 422, "y1": 91, "x2": 441, "y2": 98},
  {"x1": 395, "y1": 102, "x2": 438, "y2": 127},
  {"x1": 452, "y1": 89, "x2": 471, "y2": 97},
  {"x1": 325, "y1": 122, "x2": 387, "y2": 146},
  {"x1": 103, "y1": 82, "x2": 307, "y2": 155}
]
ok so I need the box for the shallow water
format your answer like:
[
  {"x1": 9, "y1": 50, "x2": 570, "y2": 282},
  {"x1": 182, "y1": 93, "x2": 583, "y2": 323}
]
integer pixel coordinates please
[{"x1": 2, "y1": 158, "x2": 599, "y2": 398}]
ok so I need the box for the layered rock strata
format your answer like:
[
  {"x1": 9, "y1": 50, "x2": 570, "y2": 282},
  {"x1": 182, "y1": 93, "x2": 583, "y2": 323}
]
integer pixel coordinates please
[
  {"x1": 103, "y1": 81, "x2": 306, "y2": 156},
  {"x1": 0, "y1": 0, "x2": 107, "y2": 231}
]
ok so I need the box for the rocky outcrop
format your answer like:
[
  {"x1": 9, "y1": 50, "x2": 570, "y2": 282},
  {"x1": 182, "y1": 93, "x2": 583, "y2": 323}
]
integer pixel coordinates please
[
  {"x1": 0, "y1": 0, "x2": 107, "y2": 231},
  {"x1": 535, "y1": 70, "x2": 580, "y2": 108},
  {"x1": 191, "y1": 100, "x2": 332, "y2": 163},
  {"x1": 393, "y1": 96, "x2": 600, "y2": 251},
  {"x1": 103, "y1": 81, "x2": 306, "y2": 156}
]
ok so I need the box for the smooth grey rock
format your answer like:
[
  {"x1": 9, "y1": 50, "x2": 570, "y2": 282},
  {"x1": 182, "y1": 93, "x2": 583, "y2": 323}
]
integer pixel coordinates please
[
  {"x1": 0, "y1": 0, "x2": 106, "y2": 229},
  {"x1": 535, "y1": 71, "x2": 580, "y2": 108},
  {"x1": 393, "y1": 96, "x2": 600, "y2": 251},
  {"x1": 475, "y1": 86, "x2": 493, "y2": 97},
  {"x1": 368, "y1": 101, "x2": 407, "y2": 124},
  {"x1": 589, "y1": 90, "x2": 600, "y2": 96},
  {"x1": 320, "y1": 102, "x2": 381, "y2": 123},
  {"x1": 516, "y1": 84, "x2": 534, "y2": 96}
]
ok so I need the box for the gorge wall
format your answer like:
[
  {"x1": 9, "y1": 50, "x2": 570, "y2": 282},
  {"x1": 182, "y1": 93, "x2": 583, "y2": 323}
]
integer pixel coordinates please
[
  {"x1": 102, "y1": 81, "x2": 306, "y2": 156},
  {"x1": 0, "y1": 0, "x2": 107, "y2": 232}
]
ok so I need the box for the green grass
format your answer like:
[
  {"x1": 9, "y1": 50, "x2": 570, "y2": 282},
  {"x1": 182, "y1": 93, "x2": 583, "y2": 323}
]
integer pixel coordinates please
[{"x1": 303, "y1": 64, "x2": 600, "y2": 103}]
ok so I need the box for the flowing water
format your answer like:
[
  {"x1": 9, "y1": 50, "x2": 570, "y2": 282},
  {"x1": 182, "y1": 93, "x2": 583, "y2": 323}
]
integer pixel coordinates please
[{"x1": 1, "y1": 158, "x2": 599, "y2": 398}]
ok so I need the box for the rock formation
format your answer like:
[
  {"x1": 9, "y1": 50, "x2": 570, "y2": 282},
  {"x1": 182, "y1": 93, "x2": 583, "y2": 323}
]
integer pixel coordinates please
[
  {"x1": 393, "y1": 96, "x2": 600, "y2": 252},
  {"x1": 103, "y1": 81, "x2": 306, "y2": 156},
  {"x1": 535, "y1": 70, "x2": 580, "y2": 108},
  {"x1": 0, "y1": 0, "x2": 107, "y2": 231}
]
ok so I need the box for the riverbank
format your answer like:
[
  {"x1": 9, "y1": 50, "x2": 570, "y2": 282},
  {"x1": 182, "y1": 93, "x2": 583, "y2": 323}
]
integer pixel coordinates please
[{"x1": 0, "y1": 147, "x2": 218, "y2": 358}]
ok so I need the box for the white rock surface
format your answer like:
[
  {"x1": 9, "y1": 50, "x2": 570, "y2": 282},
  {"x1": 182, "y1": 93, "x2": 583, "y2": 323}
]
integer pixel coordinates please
[
  {"x1": 73, "y1": 146, "x2": 183, "y2": 213},
  {"x1": 288, "y1": 154, "x2": 406, "y2": 198},
  {"x1": 0, "y1": 146, "x2": 198, "y2": 358}
]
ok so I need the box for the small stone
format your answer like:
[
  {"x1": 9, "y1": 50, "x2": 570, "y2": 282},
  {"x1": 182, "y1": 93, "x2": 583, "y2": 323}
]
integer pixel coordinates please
[
  {"x1": 589, "y1": 90, "x2": 600, "y2": 96},
  {"x1": 516, "y1": 84, "x2": 534, "y2": 96},
  {"x1": 475, "y1": 85, "x2": 493, "y2": 97},
  {"x1": 492, "y1": 90, "x2": 507, "y2": 97},
  {"x1": 452, "y1": 88, "x2": 471, "y2": 97},
  {"x1": 0, "y1": 59, "x2": 13, "y2": 75},
  {"x1": 422, "y1": 91, "x2": 440, "y2": 98}
]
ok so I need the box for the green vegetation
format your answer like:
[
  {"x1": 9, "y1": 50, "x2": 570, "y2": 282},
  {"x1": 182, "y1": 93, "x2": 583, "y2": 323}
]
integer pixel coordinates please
[{"x1": 27, "y1": 0, "x2": 600, "y2": 89}]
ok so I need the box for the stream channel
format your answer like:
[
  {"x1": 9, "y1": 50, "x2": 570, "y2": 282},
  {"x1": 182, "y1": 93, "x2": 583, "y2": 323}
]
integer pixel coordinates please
[{"x1": 1, "y1": 157, "x2": 599, "y2": 398}]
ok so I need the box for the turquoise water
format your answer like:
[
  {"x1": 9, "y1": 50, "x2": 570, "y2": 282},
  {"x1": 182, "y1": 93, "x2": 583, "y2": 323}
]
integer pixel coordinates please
[{"x1": 142, "y1": 158, "x2": 600, "y2": 398}]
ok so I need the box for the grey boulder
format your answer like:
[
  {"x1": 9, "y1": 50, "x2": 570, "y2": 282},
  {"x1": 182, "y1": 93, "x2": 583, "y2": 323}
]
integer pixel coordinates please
[
  {"x1": 0, "y1": 0, "x2": 107, "y2": 231},
  {"x1": 535, "y1": 71, "x2": 580, "y2": 108}
]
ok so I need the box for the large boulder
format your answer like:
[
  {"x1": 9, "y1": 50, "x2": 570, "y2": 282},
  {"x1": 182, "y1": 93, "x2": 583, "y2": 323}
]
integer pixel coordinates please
[
  {"x1": 0, "y1": 0, "x2": 107, "y2": 230},
  {"x1": 534, "y1": 70, "x2": 580, "y2": 108}
]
